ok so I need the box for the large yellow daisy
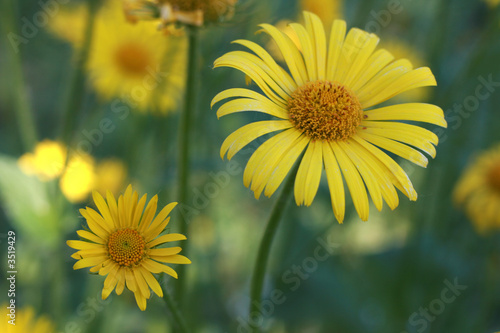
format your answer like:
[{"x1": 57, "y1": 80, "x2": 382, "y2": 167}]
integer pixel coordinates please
[
  {"x1": 49, "y1": 0, "x2": 186, "y2": 114},
  {"x1": 454, "y1": 144, "x2": 500, "y2": 233},
  {"x1": 67, "y1": 185, "x2": 191, "y2": 310},
  {"x1": 212, "y1": 12, "x2": 447, "y2": 223}
]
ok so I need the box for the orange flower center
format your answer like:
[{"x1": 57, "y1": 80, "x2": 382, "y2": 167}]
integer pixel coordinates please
[
  {"x1": 288, "y1": 80, "x2": 362, "y2": 141},
  {"x1": 107, "y1": 228, "x2": 146, "y2": 267},
  {"x1": 487, "y1": 163, "x2": 500, "y2": 192},
  {"x1": 114, "y1": 42, "x2": 151, "y2": 77}
]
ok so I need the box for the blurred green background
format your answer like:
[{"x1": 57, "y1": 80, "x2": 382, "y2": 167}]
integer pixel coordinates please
[{"x1": 1, "y1": 0, "x2": 500, "y2": 332}]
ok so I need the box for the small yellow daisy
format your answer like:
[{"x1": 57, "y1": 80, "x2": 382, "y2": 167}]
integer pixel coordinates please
[
  {"x1": 1, "y1": 304, "x2": 55, "y2": 333},
  {"x1": 454, "y1": 144, "x2": 500, "y2": 233},
  {"x1": 67, "y1": 185, "x2": 191, "y2": 310},
  {"x1": 212, "y1": 12, "x2": 447, "y2": 223}
]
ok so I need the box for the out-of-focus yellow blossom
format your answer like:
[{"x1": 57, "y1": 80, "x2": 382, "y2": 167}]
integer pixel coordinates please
[
  {"x1": 300, "y1": 0, "x2": 342, "y2": 28},
  {"x1": 484, "y1": 0, "x2": 500, "y2": 8},
  {"x1": 60, "y1": 153, "x2": 96, "y2": 203},
  {"x1": 94, "y1": 159, "x2": 128, "y2": 196},
  {"x1": 48, "y1": 0, "x2": 187, "y2": 114},
  {"x1": 18, "y1": 140, "x2": 66, "y2": 181},
  {"x1": 454, "y1": 144, "x2": 500, "y2": 233},
  {"x1": 1, "y1": 304, "x2": 55, "y2": 333}
]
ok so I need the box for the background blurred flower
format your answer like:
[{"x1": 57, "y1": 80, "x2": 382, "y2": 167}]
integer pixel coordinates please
[
  {"x1": 300, "y1": 0, "x2": 342, "y2": 28},
  {"x1": 157, "y1": 0, "x2": 238, "y2": 26},
  {"x1": 59, "y1": 153, "x2": 96, "y2": 203},
  {"x1": 17, "y1": 140, "x2": 66, "y2": 181},
  {"x1": 454, "y1": 144, "x2": 500, "y2": 233},
  {"x1": 67, "y1": 186, "x2": 191, "y2": 310},
  {"x1": 213, "y1": 12, "x2": 446, "y2": 223},
  {"x1": 94, "y1": 158, "x2": 128, "y2": 197},
  {"x1": 1, "y1": 304, "x2": 55, "y2": 333},
  {"x1": 48, "y1": 0, "x2": 187, "y2": 114}
]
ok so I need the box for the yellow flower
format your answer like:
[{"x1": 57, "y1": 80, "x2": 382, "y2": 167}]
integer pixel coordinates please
[
  {"x1": 49, "y1": 0, "x2": 186, "y2": 114},
  {"x1": 1, "y1": 304, "x2": 55, "y2": 333},
  {"x1": 94, "y1": 159, "x2": 128, "y2": 196},
  {"x1": 18, "y1": 140, "x2": 66, "y2": 181},
  {"x1": 300, "y1": 0, "x2": 342, "y2": 28},
  {"x1": 67, "y1": 185, "x2": 191, "y2": 311},
  {"x1": 17, "y1": 140, "x2": 97, "y2": 203},
  {"x1": 212, "y1": 12, "x2": 446, "y2": 223},
  {"x1": 156, "y1": 0, "x2": 237, "y2": 26},
  {"x1": 60, "y1": 153, "x2": 96, "y2": 203},
  {"x1": 453, "y1": 144, "x2": 500, "y2": 233},
  {"x1": 484, "y1": 0, "x2": 500, "y2": 7}
]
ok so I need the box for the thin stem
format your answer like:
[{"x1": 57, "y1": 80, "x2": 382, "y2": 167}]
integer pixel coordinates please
[
  {"x1": 176, "y1": 25, "x2": 200, "y2": 302},
  {"x1": 59, "y1": 0, "x2": 98, "y2": 147},
  {"x1": 2, "y1": 0, "x2": 37, "y2": 151},
  {"x1": 161, "y1": 277, "x2": 191, "y2": 333},
  {"x1": 249, "y1": 162, "x2": 299, "y2": 332}
]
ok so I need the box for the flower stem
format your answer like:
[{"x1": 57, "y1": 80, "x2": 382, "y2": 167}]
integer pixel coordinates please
[
  {"x1": 59, "y1": 0, "x2": 98, "y2": 148},
  {"x1": 176, "y1": 25, "x2": 199, "y2": 302},
  {"x1": 161, "y1": 278, "x2": 191, "y2": 333},
  {"x1": 2, "y1": 0, "x2": 37, "y2": 151},
  {"x1": 249, "y1": 162, "x2": 299, "y2": 332}
]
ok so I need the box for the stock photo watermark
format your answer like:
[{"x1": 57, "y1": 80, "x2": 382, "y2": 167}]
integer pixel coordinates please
[
  {"x1": 5, "y1": 231, "x2": 17, "y2": 325},
  {"x1": 400, "y1": 278, "x2": 467, "y2": 333},
  {"x1": 237, "y1": 235, "x2": 340, "y2": 332}
]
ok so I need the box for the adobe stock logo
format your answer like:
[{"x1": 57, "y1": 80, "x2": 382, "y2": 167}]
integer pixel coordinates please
[{"x1": 401, "y1": 278, "x2": 467, "y2": 333}]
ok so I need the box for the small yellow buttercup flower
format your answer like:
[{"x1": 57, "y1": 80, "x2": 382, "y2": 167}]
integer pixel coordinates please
[
  {"x1": 1, "y1": 304, "x2": 55, "y2": 333},
  {"x1": 454, "y1": 144, "x2": 500, "y2": 233},
  {"x1": 67, "y1": 185, "x2": 191, "y2": 310},
  {"x1": 60, "y1": 153, "x2": 96, "y2": 203},
  {"x1": 18, "y1": 140, "x2": 66, "y2": 181},
  {"x1": 213, "y1": 12, "x2": 446, "y2": 223}
]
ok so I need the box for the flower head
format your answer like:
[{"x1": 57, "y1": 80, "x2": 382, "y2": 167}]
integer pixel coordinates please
[
  {"x1": 454, "y1": 144, "x2": 500, "y2": 233},
  {"x1": 67, "y1": 185, "x2": 190, "y2": 310},
  {"x1": 1, "y1": 304, "x2": 55, "y2": 333},
  {"x1": 49, "y1": 0, "x2": 186, "y2": 114},
  {"x1": 212, "y1": 12, "x2": 446, "y2": 223}
]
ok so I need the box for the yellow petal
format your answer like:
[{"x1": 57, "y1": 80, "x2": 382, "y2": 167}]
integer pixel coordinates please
[
  {"x1": 264, "y1": 135, "x2": 309, "y2": 197},
  {"x1": 322, "y1": 142, "x2": 345, "y2": 223},
  {"x1": 326, "y1": 20, "x2": 346, "y2": 80},
  {"x1": 221, "y1": 120, "x2": 292, "y2": 160},
  {"x1": 133, "y1": 267, "x2": 150, "y2": 299},
  {"x1": 76, "y1": 230, "x2": 105, "y2": 244},
  {"x1": 92, "y1": 191, "x2": 115, "y2": 231},
  {"x1": 331, "y1": 141, "x2": 369, "y2": 221},
  {"x1": 67, "y1": 240, "x2": 102, "y2": 250},
  {"x1": 357, "y1": 131, "x2": 428, "y2": 167},
  {"x1": 304, "y1": 12, "x2": 327, "y2": 80},
  {"x1": 79, "y1": 208, "x2": 109, "y2": 239},
  {"x1": 232, "y1": 39, "x2": 297, "y2": 92},
  {"x1": 139, "y1": 267, "x2": 163, "y2": 298},
  {"x1": 134, "y1": 291, "x2": 147, "y2": 311},
  {"x1": 151, "y1": 255, "x2": 191, "y2": 265},
  {"x1": 147, "y1": 233, "x2": 186, "y2": 248},
  {"x1": 131, "y1": 194, "x2": 147, "y2": 229},
  {"x1": 350, "y1": 49, "x2": 394, "y2": 92},
  {"x1": 363, "y1": 103, "x2": 447, "y2": 128},
  {"x1": 149, "y1": 247, "x2": 182, "y2": 257},
  {"x1": 216, "y1": 98, "x2": 289, "y2": 119},
  {"x1": 73, "y1": 256, "x2": 107, "y2": 270},
  {"x1": 138, "y1": 195, "x2": 158, "y2": 233},
  {"x1": 258, "y1": 23, "x2": 307, "y2": 86},
  {"x1": 289, "y1": 22, "x2": 317, "y2": 81},
  {"x1": 145, "y1": 202, "x2": 177, "y2": 235},
  {"x1": 338, "y1": 141, "x2": 383, "y2": 212},
  {"x1": 142, "y1": 259, "x2": 179, "y2": 279}
]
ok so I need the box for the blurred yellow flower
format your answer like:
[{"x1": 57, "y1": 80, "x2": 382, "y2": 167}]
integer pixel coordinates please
[
  {"x1": 484, "y1": 0, "x2": 500, "y2": 7},
  {"x1": 49, "y1": 0, "x2": 187, "y2": 114},
  {"x1": 18, "y1": 140, "x2": 98, "y2": 203},
  {"x1": 94, "y1": 159, "x2": 128, "y2": 197},
  {"x1": 1, "y1": 304, "x2": 55, "y2": 333},
  {"x1": 155, "y1": 0, "x2": 238, "y2": 26},
  {"x1": 18, "y1": 140, "x2": 66, "y2": 181},
  {"x1": 454, "y1": 144, "x2": 500, "y2": 233},
  {"x1": 300, "y1": 0, "x2": 342, "y2": 28},
  {"x1": 67, "y1": 185, "x2": 191, "y2": 310},
  {"x1": 60, "y1": 153, "x2": 96, "y2": 203},
  {"x1": 213, "y1": 12, "x2": 446, "y2": 222}
]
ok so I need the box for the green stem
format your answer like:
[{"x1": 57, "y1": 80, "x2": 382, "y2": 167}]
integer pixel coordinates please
[
  {"x1": 176, "y1": 25, "x2": 200, "y2": 302},
  {"x1": 59, "y1": 0, "x2": 98, "y2": 147},
  {"x1": 2, "y1": 0, "x2": 37, "y2": 151},
  {"x1": 161, "y1": 277, "x2": 191, "y2": 333},
  {"x1": 249, "y1": 162, "x2": 299, "y2": 332}
]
